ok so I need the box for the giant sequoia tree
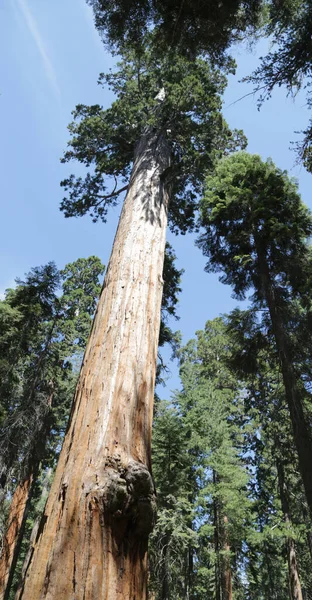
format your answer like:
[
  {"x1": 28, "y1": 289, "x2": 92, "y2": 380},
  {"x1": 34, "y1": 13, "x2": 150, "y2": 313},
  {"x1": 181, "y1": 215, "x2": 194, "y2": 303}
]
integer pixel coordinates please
[
  {"x1": 198, "y1": 152, "x2": 312, "y2": 514},
  {"x1": 15, "y1": 30, "x2": 248, "y2": 596}
]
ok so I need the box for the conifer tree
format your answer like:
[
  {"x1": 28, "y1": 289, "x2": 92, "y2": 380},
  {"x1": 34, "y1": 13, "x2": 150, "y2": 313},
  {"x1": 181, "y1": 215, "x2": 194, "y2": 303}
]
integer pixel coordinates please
[
  {"x1": 16, "y1": 29, "x2": 247, "y2": 597},
  {"x1": 87, "y1": 0, "x2": 263, "y2": 58},
  {"x1": 226, "y1": 306, "x2": 312, "y2": 599},
  {"x1": 0, "y1": 245, "x2": 182, "y2": 600},
  {"x1": 245, "y1": 0, "x2": 312, "y2": 170},
  {"x1": 150, "y1": 318, "x2": 251, "y2": 599},
  {"x1": 198, "y1": 152, "x2": 312, "y2": 514},
  {"x1": 0, "y1": 257, "x2": 105, "y2": 600}
]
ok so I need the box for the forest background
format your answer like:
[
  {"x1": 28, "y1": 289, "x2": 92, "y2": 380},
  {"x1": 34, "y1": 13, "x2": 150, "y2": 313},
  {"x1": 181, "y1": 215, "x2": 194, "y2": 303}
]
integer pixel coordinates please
[{"x1": 0, "y1": 0, "x2": 311, "y2": 393}]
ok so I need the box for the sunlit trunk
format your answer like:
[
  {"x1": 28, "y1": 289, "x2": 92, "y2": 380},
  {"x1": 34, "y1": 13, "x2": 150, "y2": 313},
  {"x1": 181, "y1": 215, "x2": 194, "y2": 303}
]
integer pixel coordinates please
[{"x1": 16, "y1": 127, "x2": 171, "y2": 600}]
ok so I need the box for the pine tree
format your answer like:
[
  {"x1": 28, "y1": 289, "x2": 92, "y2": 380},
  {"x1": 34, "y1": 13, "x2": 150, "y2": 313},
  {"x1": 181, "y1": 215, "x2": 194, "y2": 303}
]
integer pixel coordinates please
[
  {"x1": 226, "y1": 306, "x2": 312, "y2": 599},
  {"x1": 198, "y1": 152, "x2": 312, "y2": 514},
  {"x1": 177, "y1": 321, "x2": 251, "y2": 600},
  {"x1": 150, "y1": 318, "x2": 252, "y2": 599},
  {"x1": 149, "y1": 401, "x2": 194, "y2": 600},
  {"x1": 0, "y1": 257, "x2": 105, "y2": 599}
]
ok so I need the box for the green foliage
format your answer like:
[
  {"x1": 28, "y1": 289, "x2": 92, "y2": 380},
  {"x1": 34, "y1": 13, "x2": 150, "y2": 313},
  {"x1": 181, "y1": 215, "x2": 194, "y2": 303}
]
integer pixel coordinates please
[
  {"x1": 249, "y1": 1, "x2": 312, "y2": 96},
  {"x1": 244, "y1": 1, "x2": 312, "y2": 171},
  {"x1": 198, "y1": 152, "x2": 312, "y2": 301},
  {"x1": 225, "y1": 305, "x2": 312, "y2": 599},
  {"x1": 60, "y1": 44, "x2": 246, "y2": 234},
  {"x1": 87, "y1": 0, "x2": 263, "y2": 60},
  {"x1": 151, "y1": 318, "x2": 252, "y2": 599},
  {"x1": 151, "y1": 312, "x2": 312, "y2": 597},
  {"x1": 150, "y1": 400, "x2": 195, "y2": 599},
  {"x1": 0, "y1": 257, "x2": 105, "y2": 506},
  {"x1": 198, "y1": 150, "x2": 312, "y2": 518}
]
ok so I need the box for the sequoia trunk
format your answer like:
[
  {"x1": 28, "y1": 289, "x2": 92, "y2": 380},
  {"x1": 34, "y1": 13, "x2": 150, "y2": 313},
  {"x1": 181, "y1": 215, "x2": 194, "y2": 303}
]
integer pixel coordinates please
[
  {"x1": 16, "y1": 128, "x2": 171, "y2": 600},
  {"x1": 254, "y1": 233, "x2": 312, "y2": 514}
]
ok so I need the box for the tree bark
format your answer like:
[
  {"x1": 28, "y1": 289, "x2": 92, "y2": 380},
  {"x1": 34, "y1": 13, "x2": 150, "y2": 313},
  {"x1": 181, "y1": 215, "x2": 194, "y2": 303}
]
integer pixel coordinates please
[
  {"x1": 213, "y1": 471, "x2": 221, "y2": 600},
  {"x1": 15, "y1": 469, "x2": 52, "y2": 599},
  {"x1": 0, "y1": 477, "x2": 33, "y2": 600},
  {"x1": 16, "y1": 128, "x2": 171, "y2": 600},
  {"x1": 221, "y1": 515, "x2": 232, "y2": 600},
  {"x1": 276, "y1": 460, "x2": 303, "y2": 600},
  {"x1": 254, "y1": 233, "x2": 312, "y2": 515},
  {"x1": 0, "y1": 387, "x2": 54, "y2": 600}
]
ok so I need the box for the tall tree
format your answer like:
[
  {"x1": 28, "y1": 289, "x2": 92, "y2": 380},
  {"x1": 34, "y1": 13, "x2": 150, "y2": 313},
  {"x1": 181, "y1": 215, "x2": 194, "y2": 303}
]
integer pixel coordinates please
[
  {"x1": 0, "y1": 257, "x2": 105, "y2": 600},
  {"x1": 16, "y1": 35, "x2": 245, "y2": 598},
  {"x1": 226, "y1": 306, "x2": 310, "y2": 599},
  {"x1": 150, "y1": 319, "x2": 251, "y2": 599},
  {"x1": 177, "y1": 321, "x2": 250, "y2": 600},
  {"x1": 198, "y1": 152, "x2": 312, "y2": 511},
  {"x1": 149, "y1": 400, "x2": 194, "y2": 600}
]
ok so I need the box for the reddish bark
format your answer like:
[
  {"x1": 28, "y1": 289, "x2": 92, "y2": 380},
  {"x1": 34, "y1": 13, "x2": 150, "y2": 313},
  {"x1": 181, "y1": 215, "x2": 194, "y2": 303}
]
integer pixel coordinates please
[
  {"x1": 16, "y1": 129, "x2": 171, "y2": 600},
  {"x1": 0, "y1": 477, "x2": 33, "y2": 600}
]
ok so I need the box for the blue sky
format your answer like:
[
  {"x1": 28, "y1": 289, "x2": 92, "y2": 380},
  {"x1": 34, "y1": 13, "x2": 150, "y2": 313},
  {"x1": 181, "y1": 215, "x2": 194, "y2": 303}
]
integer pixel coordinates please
[{"x1": 1, "y1": 0, "x2": 311, "y2": 392}]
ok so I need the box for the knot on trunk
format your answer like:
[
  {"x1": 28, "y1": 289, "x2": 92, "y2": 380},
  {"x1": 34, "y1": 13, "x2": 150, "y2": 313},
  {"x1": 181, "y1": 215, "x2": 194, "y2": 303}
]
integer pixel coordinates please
[{"x1": 103, "y1": 460, "x2": 156, "y2": 539}]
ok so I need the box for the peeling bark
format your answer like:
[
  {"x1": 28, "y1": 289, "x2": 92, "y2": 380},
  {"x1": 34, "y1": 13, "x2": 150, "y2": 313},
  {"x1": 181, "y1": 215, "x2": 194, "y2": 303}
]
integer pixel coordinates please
[{"x1": 16, "y1": 128, "x2": 171, "y2": 600}]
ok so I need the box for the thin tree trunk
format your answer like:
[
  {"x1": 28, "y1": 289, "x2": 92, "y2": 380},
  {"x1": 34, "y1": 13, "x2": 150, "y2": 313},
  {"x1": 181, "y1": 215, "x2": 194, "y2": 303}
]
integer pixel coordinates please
[
  {"x1": 0, "y1": 388, "x2": 54, "y2": 600},
  {"x1": 16, "y1": 127, "x2": 171, "y2": 600},
  {"x1": 183, "y1": 544, "x2": 193, "y2": 599},
  {"x1": 276, "y1": 460, "x2": 303, "y2": 600},
  {"x1": 263, "y1": 542, "x2": 276, "y2": 598},
  {"x1": 287, "y1": 539, "x2": 303, "y2": 600},
  {"x1": 0, "y1": 477, "x2": 33, "y2": 600},
  {"x1": 161, "y1": 538, "x2": 170, "y2": 600},
  {"x1": 306, "y1": 530, "x2": 312, "y2": 561},
  {"x1": 213, "y1": 471, "x2": 221, "y2": 600},
  {"x1": 254, "y1": 233, "x2": 312, "y2": 514},
  {"x1": 0, "y1": 321, "x2": 57, "y2": 517},
  {"x1": 221, "y1": 515, "x2": 232, "y2": 600},
  {"x1": 14, "y1": 469, "x2": 52, "y2": 598}
]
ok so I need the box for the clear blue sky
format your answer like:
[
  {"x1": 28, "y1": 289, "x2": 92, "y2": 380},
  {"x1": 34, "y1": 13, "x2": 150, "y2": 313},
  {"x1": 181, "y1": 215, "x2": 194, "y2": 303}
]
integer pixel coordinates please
[{"x1": 1, "y1": 0, "x2": 311, "y2": 392}]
